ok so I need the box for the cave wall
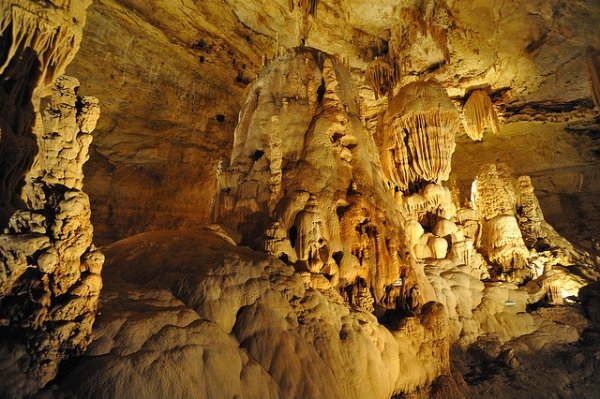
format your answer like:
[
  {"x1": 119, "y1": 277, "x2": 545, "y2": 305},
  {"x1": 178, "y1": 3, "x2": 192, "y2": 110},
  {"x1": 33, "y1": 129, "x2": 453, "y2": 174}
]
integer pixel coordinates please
[{"x1": 66, "y1": 0, "x2": 276, "y2": 244}]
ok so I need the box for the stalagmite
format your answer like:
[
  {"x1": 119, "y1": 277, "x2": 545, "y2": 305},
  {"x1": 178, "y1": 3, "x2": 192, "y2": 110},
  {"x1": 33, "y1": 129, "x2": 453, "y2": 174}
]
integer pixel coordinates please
[
  {"x1": 212, "y1": 49, "x2": 436, "y2": 311},
  {"x1": 472, "y1": 164, "x2": 529, "y2": 276},
  {"x1": 0, "y1": 76, "x2": 102, "y2": 397},
  {"x1": 380, "y1": 80, "x2": 460, "y2": 192},
  {"x1": 516, "y1": 176, "x2": 544, "y2": 248},
  {"x1": 462, "y1": 89, "x2": 500, "y2": 141}
]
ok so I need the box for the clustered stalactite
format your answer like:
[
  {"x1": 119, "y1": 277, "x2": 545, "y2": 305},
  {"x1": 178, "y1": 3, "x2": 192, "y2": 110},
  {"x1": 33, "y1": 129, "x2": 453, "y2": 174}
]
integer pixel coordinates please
[
  {"x1": 387, "y1": 0, "x2": 453, "y2": 76},
  {"x1": 288, "y1": 0, "x2": 319, "y2": 45},
  {"x1": 380, "y1": 80, "x2": 460, "y2": 193},
  {"x1": 364, "y1": 0, "x2": 454, "y2": 101},
  {"x1": 288, "y1": 0, "x2": 318, "y2": 17},
  {"x1": 587, "y1": 49, "x2": 600, "y2": 110},
  {"x1": 462, "y1": 89, "x2": 500, "y2": 141},
  {"x1": 0, "y1": 1, "x2": 101, "y2": 397},
  {"x1": 365, "y1": 58, "x2": 398, "y2": 100}
]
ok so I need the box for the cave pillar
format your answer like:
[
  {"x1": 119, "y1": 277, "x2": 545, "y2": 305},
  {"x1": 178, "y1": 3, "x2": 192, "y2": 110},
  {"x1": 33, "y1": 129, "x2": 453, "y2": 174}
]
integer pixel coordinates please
[{"x1": 0, "y1": 1, "x2": 102, "y2": 396}]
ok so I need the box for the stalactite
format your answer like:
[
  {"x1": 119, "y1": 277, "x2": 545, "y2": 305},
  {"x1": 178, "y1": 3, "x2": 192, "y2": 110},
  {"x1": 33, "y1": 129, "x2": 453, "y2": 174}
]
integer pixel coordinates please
[
  {"x1": 365, "y1": 58, "x2": 396, "y2": 100},
  {"x1": 290, "y1": 0, "x2": 318, "y2": 42},
  {"x1": 289, "y1": 0, "x2": 318, "y2": 16},
  {"x1": 381, "y1": 80, "x2": 460, "y2": 192},
  {"x1": 0, "y1": 5, "x2": 81, "y2": 94},
  {"x1": 587, "y1": 49, "x2": 600, "y2": 110},
  {"x1": 388, "y1": 0, "x2": 453, "y2": 74},
  {"x1": 462, "y1": 89, "x2": 499, "y2": 141}
]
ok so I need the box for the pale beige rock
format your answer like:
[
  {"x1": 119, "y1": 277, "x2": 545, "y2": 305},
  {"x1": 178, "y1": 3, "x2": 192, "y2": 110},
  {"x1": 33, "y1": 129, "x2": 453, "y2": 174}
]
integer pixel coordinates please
[
  {"x1": 1, "y1": 1, "x2": 595, "y2": 398},
  {"x1": 462, "y1": 89, "x2": 500, "y2": 141},
  {"x1": 0, "y1": 73, "x2": 102, "y2": 396},
  {"x1": 57, "y1": 230, "x2": 453, "y2": 399},
  {"x1": 365, "y1": 58, "x2": 397, "y2": 100},
  {"x1": 380, "y1": 81, "x2": 460, "y2": 193},
  {"x1": 62, "y1": 0, "x2": 600, "y2": 247},
  {"x1": 486, "y1": 215, "x2": 530, "y2": 274}
]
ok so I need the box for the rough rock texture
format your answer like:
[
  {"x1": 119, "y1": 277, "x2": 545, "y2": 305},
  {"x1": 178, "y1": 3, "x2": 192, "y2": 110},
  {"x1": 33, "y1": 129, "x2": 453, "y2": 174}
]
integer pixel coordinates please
[
  {"x1": 0, "y1": 76, "x2": 103, "y2": 397},
  {"x1": 65, "y1": 0, "x2": 276, "y2": 244},
  {"x1": 472, "y1": 163, "x2": 530, "y2": 275},
  {"x1": 56, "y1": 229, "x2": 456, "y2": 399},
  {"x1": 3, "y1": 0, "x2": 597, "y2": 397},
  {"x1": 454, "y1": 303, "x2": 600, "y2": 399},
  {"x1": 0, "y1": 2, "x2": 102, "y2": 396},
  {"x1": 462, "y1": 89, "x2": 499, "y2": 141},
  {"x1": 452, "y1": 119, "x2": 600, "y2": 252}
]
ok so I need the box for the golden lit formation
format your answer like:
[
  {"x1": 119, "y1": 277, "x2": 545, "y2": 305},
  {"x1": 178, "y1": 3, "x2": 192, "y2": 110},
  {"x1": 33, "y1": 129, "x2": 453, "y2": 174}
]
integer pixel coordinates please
[{"x1": 1, "y1": 0, "x2": 599, "y2": 398}]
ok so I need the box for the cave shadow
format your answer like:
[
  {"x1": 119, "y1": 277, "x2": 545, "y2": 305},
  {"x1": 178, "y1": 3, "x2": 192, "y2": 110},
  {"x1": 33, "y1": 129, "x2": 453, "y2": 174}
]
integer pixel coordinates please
[{"x1": 0, "y1": 39, "x2": 42, "y2": 228}]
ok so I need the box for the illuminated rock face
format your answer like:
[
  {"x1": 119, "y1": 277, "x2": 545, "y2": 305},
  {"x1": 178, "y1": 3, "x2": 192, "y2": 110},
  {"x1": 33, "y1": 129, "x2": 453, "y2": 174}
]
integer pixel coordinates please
[
  {"x1": 0, "y1": 2, "x2": 102, "y2": 396},
  {"x1": 472, "y1": 163, "x2": 530, "y2": 276},
  {"x1": 1, "y1": 1, "x2": 599, "y2": 398}
]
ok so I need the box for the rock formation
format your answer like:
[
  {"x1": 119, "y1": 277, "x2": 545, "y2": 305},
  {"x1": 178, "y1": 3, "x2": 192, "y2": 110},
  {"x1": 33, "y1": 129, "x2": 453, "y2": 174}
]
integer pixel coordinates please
[
  {"x1": 588, "y1": 50, "x2": 600, "y2": 110},
  {"x1": 57, "y1": 229, "x2": 455, "y2": 399},
  {"x1": 365, "y1": 58, "x2": 397, "y2": 100},
  {"x1": 0, "y1": 1, "x2": 101, "y2": 396},
  {"x1": 212, "y1": 48, "x2": 435, "y2": 313},
  {"x1": 462, "y1": 89, "x2": 500, "y2": 141},
  {"x1": 380, "y1": 80, "x2": 460, "y2": 193},
  {"x1": 1, "y1": 0, "x2": 600, "y2": 398}
]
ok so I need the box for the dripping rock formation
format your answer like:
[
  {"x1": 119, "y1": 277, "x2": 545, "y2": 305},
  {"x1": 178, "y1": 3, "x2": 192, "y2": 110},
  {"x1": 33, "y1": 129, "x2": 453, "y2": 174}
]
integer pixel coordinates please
[{"x1": 1, "y1": 0, "x2": 600, "y2": 398}]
